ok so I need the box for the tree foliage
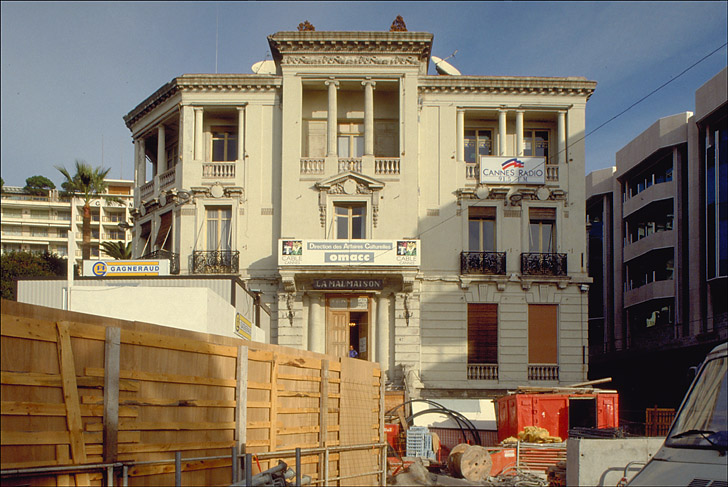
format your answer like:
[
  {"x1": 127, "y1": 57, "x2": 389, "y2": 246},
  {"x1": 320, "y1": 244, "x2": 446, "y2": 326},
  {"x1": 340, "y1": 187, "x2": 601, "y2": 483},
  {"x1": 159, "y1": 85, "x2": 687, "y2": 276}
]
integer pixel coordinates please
[
  {"x1": 390, "y1": 15, "x2": 407, "y2": 32},
  {"x1": 1, "y1": 251, "x2": 68, "y2": 301},
  {"x1": 297, "y1": 20, "x2": 315, "y2": 31},
  {"x1": 24, "y1": 175, "x2": 56, "y2": 196},
  {"x1": 100, "y1": 241, "x2": 132, "y2": 260},
  {"x1": 56, "y1": 160, "x2": 114, "y2": 260}
]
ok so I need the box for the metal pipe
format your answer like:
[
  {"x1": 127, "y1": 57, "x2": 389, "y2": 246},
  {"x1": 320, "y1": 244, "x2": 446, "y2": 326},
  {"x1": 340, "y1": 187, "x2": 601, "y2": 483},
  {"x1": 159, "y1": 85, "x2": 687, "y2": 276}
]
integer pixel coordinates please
[
  {"x1": 122, "y1": 465, "x2": 128, "y2": 487},
  {"x1": 295, "y1": 447, "x2": 301, "y2": 487},
  {"x1": 107, "y1": 465, "x2": 114, "y2": 487},
  {"x1": 1, "y1": 462, "x2": 125, "y2": 476},
  {"x1": 245, "y1": 453, "x2": 253, "y2": 487},
  {"x1": 174, "y1": 451, "x2": 181, "y2": 487},
  {"x1": 324, "y1": 448, "x2": 329, "y2": 486},
  {"x1": 232, "y1": 446, "x2": 238, "y2": 484}
]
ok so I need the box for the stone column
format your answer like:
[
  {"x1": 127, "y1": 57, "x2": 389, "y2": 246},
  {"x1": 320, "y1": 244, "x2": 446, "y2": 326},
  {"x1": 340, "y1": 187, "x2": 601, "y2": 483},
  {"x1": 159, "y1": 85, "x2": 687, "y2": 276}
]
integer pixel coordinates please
[
  {"x1": 237, "y1": 106, "x2": 245, "y2": 162},
  {"x1": 325, "y1": 78, "x2": 339, "y2": 157},
  {"x1": 498, "y1": 109, "x2": 507, "y2": 156},
  {"x1": 194, "y1": 107, "x2": 204, "y2": 161},
  {"x1": 377, "y1": 294, "x2": 390, "y2": 380},
  {"x1": 308, "y1": 294, "x2": 325, "y2": 354},
  {"x1": 363, "y1": 79, "x2": 376, "y2": 156},
  {"x1": 456, "y1": 110, "x2": 465, "y2": 162},
  {"x1": 557, "y1": 110, "x2": 567, "y2": 164},
  {"x1": 157, "y1": 125, "x2": 166, "y2": 174},
  {"x1": 134, "y1": 138, "x2": 146, "y2": 186},
  {"x1": 516, "y1": 110, "x2": 524, "y2": 157}
]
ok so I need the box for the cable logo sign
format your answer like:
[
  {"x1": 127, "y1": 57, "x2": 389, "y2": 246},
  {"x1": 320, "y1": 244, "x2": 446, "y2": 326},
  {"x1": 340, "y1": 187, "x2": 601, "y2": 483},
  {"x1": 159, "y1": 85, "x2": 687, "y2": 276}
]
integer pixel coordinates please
[{"x1": 480, "y1": 156, "x2": 546, "y2": 184}]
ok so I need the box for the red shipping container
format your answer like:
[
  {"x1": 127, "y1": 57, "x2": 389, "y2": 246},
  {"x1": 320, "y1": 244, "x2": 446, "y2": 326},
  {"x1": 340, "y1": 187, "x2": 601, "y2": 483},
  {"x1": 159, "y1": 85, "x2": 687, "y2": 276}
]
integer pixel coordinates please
[{"x1": 496, "y1": 392, "x2": 619, "y2": 442}]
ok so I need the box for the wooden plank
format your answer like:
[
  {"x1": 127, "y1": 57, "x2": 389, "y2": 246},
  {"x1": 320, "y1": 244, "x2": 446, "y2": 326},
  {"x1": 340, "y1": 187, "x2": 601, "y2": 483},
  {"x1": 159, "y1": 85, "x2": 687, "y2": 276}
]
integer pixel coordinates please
[
  {"x1": 56, "y1": 321, "x2": 89, "y2": 486},
  {"x1": 0, "y1": 371, "x2": 139, "y2": 391},
  {"x1": 0, "y1": 316, "x2": 58, "y2": 342},
  {"x1": 278, "y1": 408, "x2": 321, "y2": 414},
  {"x1": 248, "y1": 381, "x2": 273, "y2": 390},
  {"x1": 80, "y1": 395, "x2": 235, "y2": 407},
  {"x1": 128, "y1": 458, "x2": 231, "y2": 477},
  {"x1": 277, "y1": 426, "x2": 320, "y2": 435},
  {"x1": 1, "y1": 401, "x2": 137, "y2": 418},
  {"x1": 246, "y1": 421, "x2": 272, "y2": 429},
  {"x1": 277, "y1": 373, "x2": 322, "y2": 382},
  {"x1": 85, "y1": 367, "x2": 237, "y2": 388},
  {"x1": 117, "y1": 440, "x2": 235, "y2": 454},
  {"x1": 85, "y1": 421, "x2": 236, "y2": 432},
  {"x1": 84, "y1": 431, "x2": 140, "y2": 444},
  {"x1": 247, "y1": 401, "x2": 271, "y2": 409},
  {"x1": 247, "y1": 349, "x2": 273, "y2": 362},
  {"x1": 277, "y1": 391, "x2": 321, "y2": 398},
  {"x1": 319, "y1": 359, "x2": 329, "y2": 482},
  {"x1": 236, "y1": 345, "x2": 248, "y2": 455},
  {"x1": 1, "y1": 431, "x2": 70, "y2": 445},
  {"x1": 278, "y1": 356, "x2": 323, "y2": 370},
  {"x1": 104, "y1": 326, "x2": 120, "y2": 463},
  {"x1": 120, "y1": 329, "x2": 237, "y2": 357},
  {"x1": 245, "y1": 440, "x2": 270, "y2": 447},
  {"x1": 269, "y1": 353, "x2": 278, "y2": 461},
  {"x1": 56, "y1": 445, "x2": 71, "y2": 487}
]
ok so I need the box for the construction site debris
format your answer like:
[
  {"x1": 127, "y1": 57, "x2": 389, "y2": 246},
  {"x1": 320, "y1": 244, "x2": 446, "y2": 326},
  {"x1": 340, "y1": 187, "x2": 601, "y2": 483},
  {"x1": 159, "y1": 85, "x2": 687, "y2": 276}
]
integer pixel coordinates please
[
  {"x1": 546, "y1": 461, "x2": 566, "y2": 487},
  {"x1": 517, "y1": 426, "x2": 562, "y2": 444},
  {"x1": 568, "y1": 426, "x2": 627, "y2": 439},
  {"x1": 447, "y1": 444, "x2": 492, "y2": 481}
]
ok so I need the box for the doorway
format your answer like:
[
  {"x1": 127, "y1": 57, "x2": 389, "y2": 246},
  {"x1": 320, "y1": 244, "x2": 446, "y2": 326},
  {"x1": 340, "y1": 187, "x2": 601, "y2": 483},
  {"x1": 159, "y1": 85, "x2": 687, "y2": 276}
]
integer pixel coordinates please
[{"x1": 326, "y1": 295, "x2": 370, "y2": 360}]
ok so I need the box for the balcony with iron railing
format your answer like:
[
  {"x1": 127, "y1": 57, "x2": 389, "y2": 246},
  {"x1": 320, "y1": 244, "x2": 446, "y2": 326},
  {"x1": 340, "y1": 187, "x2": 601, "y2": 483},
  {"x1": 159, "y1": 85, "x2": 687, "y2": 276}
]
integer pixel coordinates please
[
  {"x1": 192, "y1": 250, "x2": 239, "y2": 274},
  {"x1": 460, "y1": 252, "x2": 506, "y2": 275},
  {"x1": 528, "y1": 364, "x2": 559, "y2": 381},
  {"x1": 141, "y1": 249, "x2": 180, "y2": 275},
  {"x1": 521, "y1": 253, "x2": 567, "y2": 276},
  {"x1": 467, "y1": 364, "x2": 499, "y2": 381}
]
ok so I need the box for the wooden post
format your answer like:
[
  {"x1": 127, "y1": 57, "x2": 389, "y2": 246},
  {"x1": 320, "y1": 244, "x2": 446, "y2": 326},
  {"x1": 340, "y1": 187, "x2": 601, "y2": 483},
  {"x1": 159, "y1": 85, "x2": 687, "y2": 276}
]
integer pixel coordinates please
[
  {"x1": 103, "y1": 327, "x2": 120, "y2": 464},
  {"x1": 269, "y1": 353, "x2": 279, "y2": 469},
  {"x1": 379, "y1": 372, "x2": 385, "y2": 486},
  {"x1": 319, "y1": 359, "x2": 329, "y2": 482},
  {"x1": 56, "y1": 321, "x2": 89, "y2": 486},
  {"x1": 235, "y1": 345, "x2": 248, "y2": 481}
]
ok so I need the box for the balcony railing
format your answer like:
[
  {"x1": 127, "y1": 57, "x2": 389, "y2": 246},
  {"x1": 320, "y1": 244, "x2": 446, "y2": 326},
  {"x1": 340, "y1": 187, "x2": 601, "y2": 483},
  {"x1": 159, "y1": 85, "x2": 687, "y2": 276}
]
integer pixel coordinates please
[
  {"x1": 202, "y1": 163, "x2": 235, "y2": 179},
  {"x1": 460, "y1": 251, "x2": 506, "y2": 275},
  {"x1": 192, "y1": 250, "x2": 239, "y2": 274},
  {"x1": 467, "y1": 364, "x2": 499, "y2": 380},
  {"x1": 338, "y1": 158, "x2": 362, "y2": 173},
  {"x1": 465, "y1": 162, "x2": 479, "y2": 180},
  {"x1": 374, "y1": 158, "x2": 400, "y2": 176},
  {"x1": 521, "y1": 253, "x2": 567, "y2": 276},
  {"x1": 528, "y1": 364, "x2": 559, "y2": 381},
  {"x1": 300, "y1": 158, "x2": 325, "y2": 175},
  {"x1": 140, "y1": 180, "x2": 154, "y2": 200},
  {"x1": 159, "y1": 167, "x2": 176, "y2": 189},
  {"x1": 141, "y1": 249, "x2": 180, "y2": 275},
  {"x1": 546, "y1": 165, "x2": 559, "y2": 182}
]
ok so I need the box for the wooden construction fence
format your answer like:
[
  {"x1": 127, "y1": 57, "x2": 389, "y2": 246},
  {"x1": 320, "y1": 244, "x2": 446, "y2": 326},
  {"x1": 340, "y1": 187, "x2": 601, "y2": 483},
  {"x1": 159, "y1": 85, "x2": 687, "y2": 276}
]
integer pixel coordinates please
[
  {"x1": 0, "y1": 300, "x2": 383, "y2": 486},
  {"x1": 645, "y1": 407, "x2": 675, "y2": 437}
]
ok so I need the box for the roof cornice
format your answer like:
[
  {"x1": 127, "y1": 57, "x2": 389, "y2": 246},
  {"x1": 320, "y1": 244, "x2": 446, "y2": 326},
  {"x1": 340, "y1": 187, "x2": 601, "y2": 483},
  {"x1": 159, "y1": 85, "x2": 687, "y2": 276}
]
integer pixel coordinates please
[
  {"x1": 123, "y1": 75, "x2": 282, "y2": 129},
  {"x1": 419, "y1": 76, "x2": 597, "y2": 99}
]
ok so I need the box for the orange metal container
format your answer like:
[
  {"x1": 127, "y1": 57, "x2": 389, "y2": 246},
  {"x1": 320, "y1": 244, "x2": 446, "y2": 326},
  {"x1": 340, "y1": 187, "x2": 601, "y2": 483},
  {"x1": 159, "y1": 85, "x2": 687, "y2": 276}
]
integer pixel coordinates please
[{"x1": 495, "y1": 392, "x2": 619, "y2": 442}]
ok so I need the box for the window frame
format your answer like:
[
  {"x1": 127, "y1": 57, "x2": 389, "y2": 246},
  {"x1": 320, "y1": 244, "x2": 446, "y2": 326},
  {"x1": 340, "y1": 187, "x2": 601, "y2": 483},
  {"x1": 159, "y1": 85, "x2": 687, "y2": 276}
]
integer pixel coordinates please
[
  {"x1": 333, "y1": 201, "x2": 367, "y2": 240},
  {"x1": 206, "y1": 206, "x2": 233, "y2": 251},
  {"x1": 468, "y1": 206, "x2": 497, "y2": 252},
  {"x1": 464, "y1": 128, "x2": 494, "y2": 164},
  {"x1": 523, "y1": 129, "x2": 551, "y2": 164},
  {"x1": 338, "y1": 122, "x2": 364, "y2": 158},
  {"x1": 210, "y1": 125, "x2": 238, "y2": 162}
]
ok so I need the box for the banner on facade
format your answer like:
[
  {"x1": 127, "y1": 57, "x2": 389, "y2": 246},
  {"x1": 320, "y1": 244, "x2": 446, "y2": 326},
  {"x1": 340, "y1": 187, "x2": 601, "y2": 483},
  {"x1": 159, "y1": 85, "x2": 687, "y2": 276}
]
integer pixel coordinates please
[
  {"x1": 82, "y1": 260, "x2": 170, "y2": 277},
  {"x1": 480, "y1": 156, "x2": 546, "y2": 184},
  {"x1": 279, "y1": 239, "x2": 420, "y2": 266}
]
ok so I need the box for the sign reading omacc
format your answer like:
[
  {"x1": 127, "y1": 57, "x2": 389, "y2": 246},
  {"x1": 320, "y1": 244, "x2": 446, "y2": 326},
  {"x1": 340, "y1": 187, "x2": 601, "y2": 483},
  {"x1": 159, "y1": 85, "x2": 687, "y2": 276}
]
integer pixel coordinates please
[
  {"x1": 480, "y1": 156, "x2": 546, "y2": 184},
  {"x1": 82, "y1": 260, "x2": 170, "y2": 277},
  {"x1": 279, "y1": 240, "x2": 420, "y2": 266}
]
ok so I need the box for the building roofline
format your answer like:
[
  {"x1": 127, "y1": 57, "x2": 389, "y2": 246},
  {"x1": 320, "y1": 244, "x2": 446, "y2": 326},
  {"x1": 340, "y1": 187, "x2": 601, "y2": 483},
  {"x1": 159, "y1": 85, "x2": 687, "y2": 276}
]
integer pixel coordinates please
[{"x1": 419, "y1": 75, "x2": 597, "y2": 98}]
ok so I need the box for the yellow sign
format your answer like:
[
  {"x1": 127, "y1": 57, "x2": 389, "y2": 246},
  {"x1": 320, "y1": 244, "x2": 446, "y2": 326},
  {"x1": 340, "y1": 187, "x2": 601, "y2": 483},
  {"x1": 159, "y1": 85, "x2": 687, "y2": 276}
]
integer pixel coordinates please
[{"x1": 235, "y1": 313, "x2": 252, "y2": 340}]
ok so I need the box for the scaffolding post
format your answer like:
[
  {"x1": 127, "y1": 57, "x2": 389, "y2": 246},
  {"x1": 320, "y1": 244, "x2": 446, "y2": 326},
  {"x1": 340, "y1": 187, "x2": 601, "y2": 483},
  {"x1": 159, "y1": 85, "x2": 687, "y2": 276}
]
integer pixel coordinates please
[{"x1": 174, "y1": 451, "x2": 181, "y2": 487}]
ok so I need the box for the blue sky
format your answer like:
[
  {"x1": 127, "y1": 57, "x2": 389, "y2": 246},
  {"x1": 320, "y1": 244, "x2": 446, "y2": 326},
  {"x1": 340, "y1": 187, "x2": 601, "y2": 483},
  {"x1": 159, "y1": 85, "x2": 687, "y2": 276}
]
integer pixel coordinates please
[{"x1": 1, "y1": 1, "x2": 726, "y2": 187}]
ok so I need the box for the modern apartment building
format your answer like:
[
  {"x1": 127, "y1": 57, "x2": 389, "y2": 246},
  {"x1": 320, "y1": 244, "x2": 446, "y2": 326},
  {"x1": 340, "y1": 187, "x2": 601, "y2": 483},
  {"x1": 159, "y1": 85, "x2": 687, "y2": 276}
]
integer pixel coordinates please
[
  {"x1": 0, "y1": 180, "x2": 134, "y2": 262},
  {"x1": 123, "y1": 29, "x2": 596, "y2": 398},
  {"x1": 586, "y1": 67, "x2": 727, "y2": 425}
]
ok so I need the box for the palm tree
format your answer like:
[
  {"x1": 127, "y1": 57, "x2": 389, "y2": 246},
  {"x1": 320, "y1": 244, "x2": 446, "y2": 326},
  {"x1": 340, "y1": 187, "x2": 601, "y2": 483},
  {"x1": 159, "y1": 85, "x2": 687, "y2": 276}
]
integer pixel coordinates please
[
  {"x1": 56, "y1": 160, "x2": 113, "y2": 260},
  {"x1": 100, "y1": 241, "x2": 132, "y2": 260}
]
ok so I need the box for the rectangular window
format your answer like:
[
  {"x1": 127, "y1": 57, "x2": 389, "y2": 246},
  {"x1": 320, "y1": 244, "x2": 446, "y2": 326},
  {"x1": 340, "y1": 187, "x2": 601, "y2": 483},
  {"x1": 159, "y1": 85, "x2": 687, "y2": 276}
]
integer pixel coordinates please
[
  {"x1": 30, "y1": 210, "x2": 48, "y2": 219},
  {"x1": 334, "y1": 203, "x2": 366, "y2": 240},
  {"x1": 211, "y1": 127, "x2": 237, "y2": 162},
  {"x1": 529, "y1": 207, "x2": 556, "y2": 253},
  {"x1": 338, "y1": 122, "x2": 364, "y2": 158},
  {"x1": 304, "y1": 120, "x2": 327, "y2": 157},
  {"x1": 207, "y1": 207, "x2": 232, "y2": 251},
  {"x1": 464, "y1": 129, "x2": 493, "y2": 163},
  {"x1": 468, "y1": 206, "x2": 496, "y2": 252},
  {"x1": 528, "y1": 304, "x2": 558, "y2": 364},
  {"x1": 524, "y1": 130, "x2": 550, "y2": 164},
  {"x1": 468, "y1": 303, "x2": 498, "y2": 364}
]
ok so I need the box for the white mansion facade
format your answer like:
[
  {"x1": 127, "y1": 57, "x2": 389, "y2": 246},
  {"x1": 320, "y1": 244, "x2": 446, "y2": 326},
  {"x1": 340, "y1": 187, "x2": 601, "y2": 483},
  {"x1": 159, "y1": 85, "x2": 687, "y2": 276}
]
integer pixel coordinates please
[{"x1": 124, "y1": 30, "x2": 596, "y2": 396}]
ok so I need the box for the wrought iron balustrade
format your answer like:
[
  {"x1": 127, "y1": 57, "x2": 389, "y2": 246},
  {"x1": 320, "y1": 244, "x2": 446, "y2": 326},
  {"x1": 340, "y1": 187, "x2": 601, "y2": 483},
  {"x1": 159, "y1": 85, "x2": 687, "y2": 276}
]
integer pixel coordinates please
[
  {"x1": 521, "y1": 252, "x2": 567, "y2": 276},
  {"x1": 141, "y1": 249, "x2": 180, "y2": 275},
  {"x1": 192, "y1": 250, "x2": 239, "y2": 274},
  {"x1": 528, "y1": 364, "x2": 559, "y2": 381},
  {"x1": 467, "y1": 364, "x2": 499, "y2": 380},
  {"x1": 460, "y1": 251, "x2": 506, "y2": 275}
]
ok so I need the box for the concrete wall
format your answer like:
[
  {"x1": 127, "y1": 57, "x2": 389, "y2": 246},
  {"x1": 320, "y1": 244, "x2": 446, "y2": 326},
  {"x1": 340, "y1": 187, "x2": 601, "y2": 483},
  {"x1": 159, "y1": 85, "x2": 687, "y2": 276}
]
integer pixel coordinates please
[{"x1": 566, "y1": 437, "x2": 664, "y2": 486}]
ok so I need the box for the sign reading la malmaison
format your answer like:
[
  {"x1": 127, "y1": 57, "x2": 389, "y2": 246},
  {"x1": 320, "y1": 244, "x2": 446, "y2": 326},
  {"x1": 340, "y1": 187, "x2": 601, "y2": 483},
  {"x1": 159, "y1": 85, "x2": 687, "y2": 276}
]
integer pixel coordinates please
[
  {"x1": 480, "y1": 156, "x2": 546, "y2": 184},
  {"x1": 278, "y1": 239, "x2": 420, "y2": 266},
  {"x1": 312, "y1": 279, "x2": 383, "y2": 290}
]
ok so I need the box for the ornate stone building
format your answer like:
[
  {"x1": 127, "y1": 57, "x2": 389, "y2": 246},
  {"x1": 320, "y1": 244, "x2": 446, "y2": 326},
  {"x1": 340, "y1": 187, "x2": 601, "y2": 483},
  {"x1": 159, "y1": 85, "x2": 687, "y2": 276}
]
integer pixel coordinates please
[{"x1": 124, "y1": 30, "x2": 596, "y2": 398}]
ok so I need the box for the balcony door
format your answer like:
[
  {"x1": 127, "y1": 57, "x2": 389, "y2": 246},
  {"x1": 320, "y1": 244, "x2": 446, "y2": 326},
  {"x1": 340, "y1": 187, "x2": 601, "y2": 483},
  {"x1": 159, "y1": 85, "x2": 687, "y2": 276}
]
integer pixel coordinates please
[{"x1": 206, "y1": 207, "x2": 231, "y2": 251}]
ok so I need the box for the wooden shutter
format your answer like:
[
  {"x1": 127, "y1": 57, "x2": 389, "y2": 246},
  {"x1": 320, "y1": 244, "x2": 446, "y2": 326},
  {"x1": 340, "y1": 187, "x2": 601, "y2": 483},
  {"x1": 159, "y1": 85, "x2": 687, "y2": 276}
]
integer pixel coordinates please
[
  {"x1": 154, "y1": 211, "x2": 173, "y2": 248},
  {"x1": 529, "y1": 207, "x2": 556, "y2": 220},
  {"x1": 469, "y1": 206, "x2": 497, "y2": 219},
  {"x1": 468, "y1": 304, "x2": 498, "y2": 364},
  {"x1": 528, "y1": 304, "x2": 558, "y2": 363}
]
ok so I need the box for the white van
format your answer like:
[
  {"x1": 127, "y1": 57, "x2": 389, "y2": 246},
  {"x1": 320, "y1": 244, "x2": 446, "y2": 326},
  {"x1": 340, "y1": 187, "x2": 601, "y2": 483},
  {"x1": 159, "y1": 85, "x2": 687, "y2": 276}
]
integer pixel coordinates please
[{"x1": 628, "y1": 341, "x2": 727, "y2": 486}]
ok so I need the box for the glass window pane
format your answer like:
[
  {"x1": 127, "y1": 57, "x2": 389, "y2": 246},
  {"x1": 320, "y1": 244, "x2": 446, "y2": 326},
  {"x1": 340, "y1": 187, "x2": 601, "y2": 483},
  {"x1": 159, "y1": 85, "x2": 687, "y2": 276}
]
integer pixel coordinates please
[
  {"x1": 530, "y1": 223, "x2": 540, "y2": 252},
  {"x1": 354, "y1": 136, "x2": 364, "y2": 157},
  {"x1": 542, "y1": 223, "x2": 554, "y2": 252},
  {"x1": 524, "y1": 139, "x2": 533, "y2": 156},
  {"x1": 227, "y1": 137, "x2": 237, "y2": 161},
  {"x1": 212, "y1": 139, "x2": 225, "y2": 161},
  {"x1": 352, "y1": 214, "x2": 364, "y2": 239},
  {"x1": 336, "y1": 215, "x2": 348, "y2": 239},
  {"x1": 338, "y1": 137, "x2": 350, "y2": 157},
  {"x1": 464, "y1": 133, "x2": 476, "y2": 163},
  {"x1": 483, "y1": 220, "x2": 495, "y2": 251},
  {"x1": 469, "y1": 220, "x2": 480, "y2": 251},
  {"x1": 208, "y1": 219, "x2": 218, "y2": 250}
]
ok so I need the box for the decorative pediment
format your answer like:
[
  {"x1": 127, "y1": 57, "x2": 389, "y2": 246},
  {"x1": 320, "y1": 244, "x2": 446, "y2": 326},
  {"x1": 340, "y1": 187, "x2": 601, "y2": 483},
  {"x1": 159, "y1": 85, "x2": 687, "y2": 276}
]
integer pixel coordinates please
[{"x1": 315, "y1": 171, "x2": 385, "y2": 228}]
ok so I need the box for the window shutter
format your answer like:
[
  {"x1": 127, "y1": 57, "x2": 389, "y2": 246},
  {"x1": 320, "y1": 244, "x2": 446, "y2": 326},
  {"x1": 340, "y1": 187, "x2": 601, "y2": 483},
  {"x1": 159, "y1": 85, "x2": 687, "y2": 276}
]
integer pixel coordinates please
[
  {"x1": 468, "y1": 303, "x2": 498, "y2": 364},
  {"x1": 469, "y1": 206, "x2": 497, "y2": 219},
  {"x1": 154, "y1": 211, "x2": 173, "y2": 248},
  {"x1": 529, "y1": 207, "x2": 556, "y2": 220}
]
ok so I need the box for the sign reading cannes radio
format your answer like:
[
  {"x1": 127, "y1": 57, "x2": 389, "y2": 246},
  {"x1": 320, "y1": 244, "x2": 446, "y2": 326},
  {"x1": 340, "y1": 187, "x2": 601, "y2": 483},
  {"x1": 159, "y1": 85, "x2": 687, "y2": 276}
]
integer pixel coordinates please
[{"x1": 480, "y1": 156, "x2": 546, "y2": 184}]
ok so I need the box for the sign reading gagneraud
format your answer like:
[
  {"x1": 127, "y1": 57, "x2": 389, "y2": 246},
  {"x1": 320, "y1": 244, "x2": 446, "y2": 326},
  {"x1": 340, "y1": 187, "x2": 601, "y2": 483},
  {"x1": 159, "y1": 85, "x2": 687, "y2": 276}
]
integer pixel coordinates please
[
  {"x1": 480, "y1": 156, "x2": 546, "y2": 184},
  {"x1": 279, "y1": 240, "x2": 420, "y2": 266},
  {"x1": 82, "y1": 260, "x2": 170, "y2": 277}
]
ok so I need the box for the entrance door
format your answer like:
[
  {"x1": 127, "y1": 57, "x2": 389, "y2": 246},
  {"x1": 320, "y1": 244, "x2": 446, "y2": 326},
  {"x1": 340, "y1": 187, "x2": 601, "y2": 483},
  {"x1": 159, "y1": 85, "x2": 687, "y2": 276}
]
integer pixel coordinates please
[{"x1": 326, "y1": 295, "x2": 370, "y2": 360}]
